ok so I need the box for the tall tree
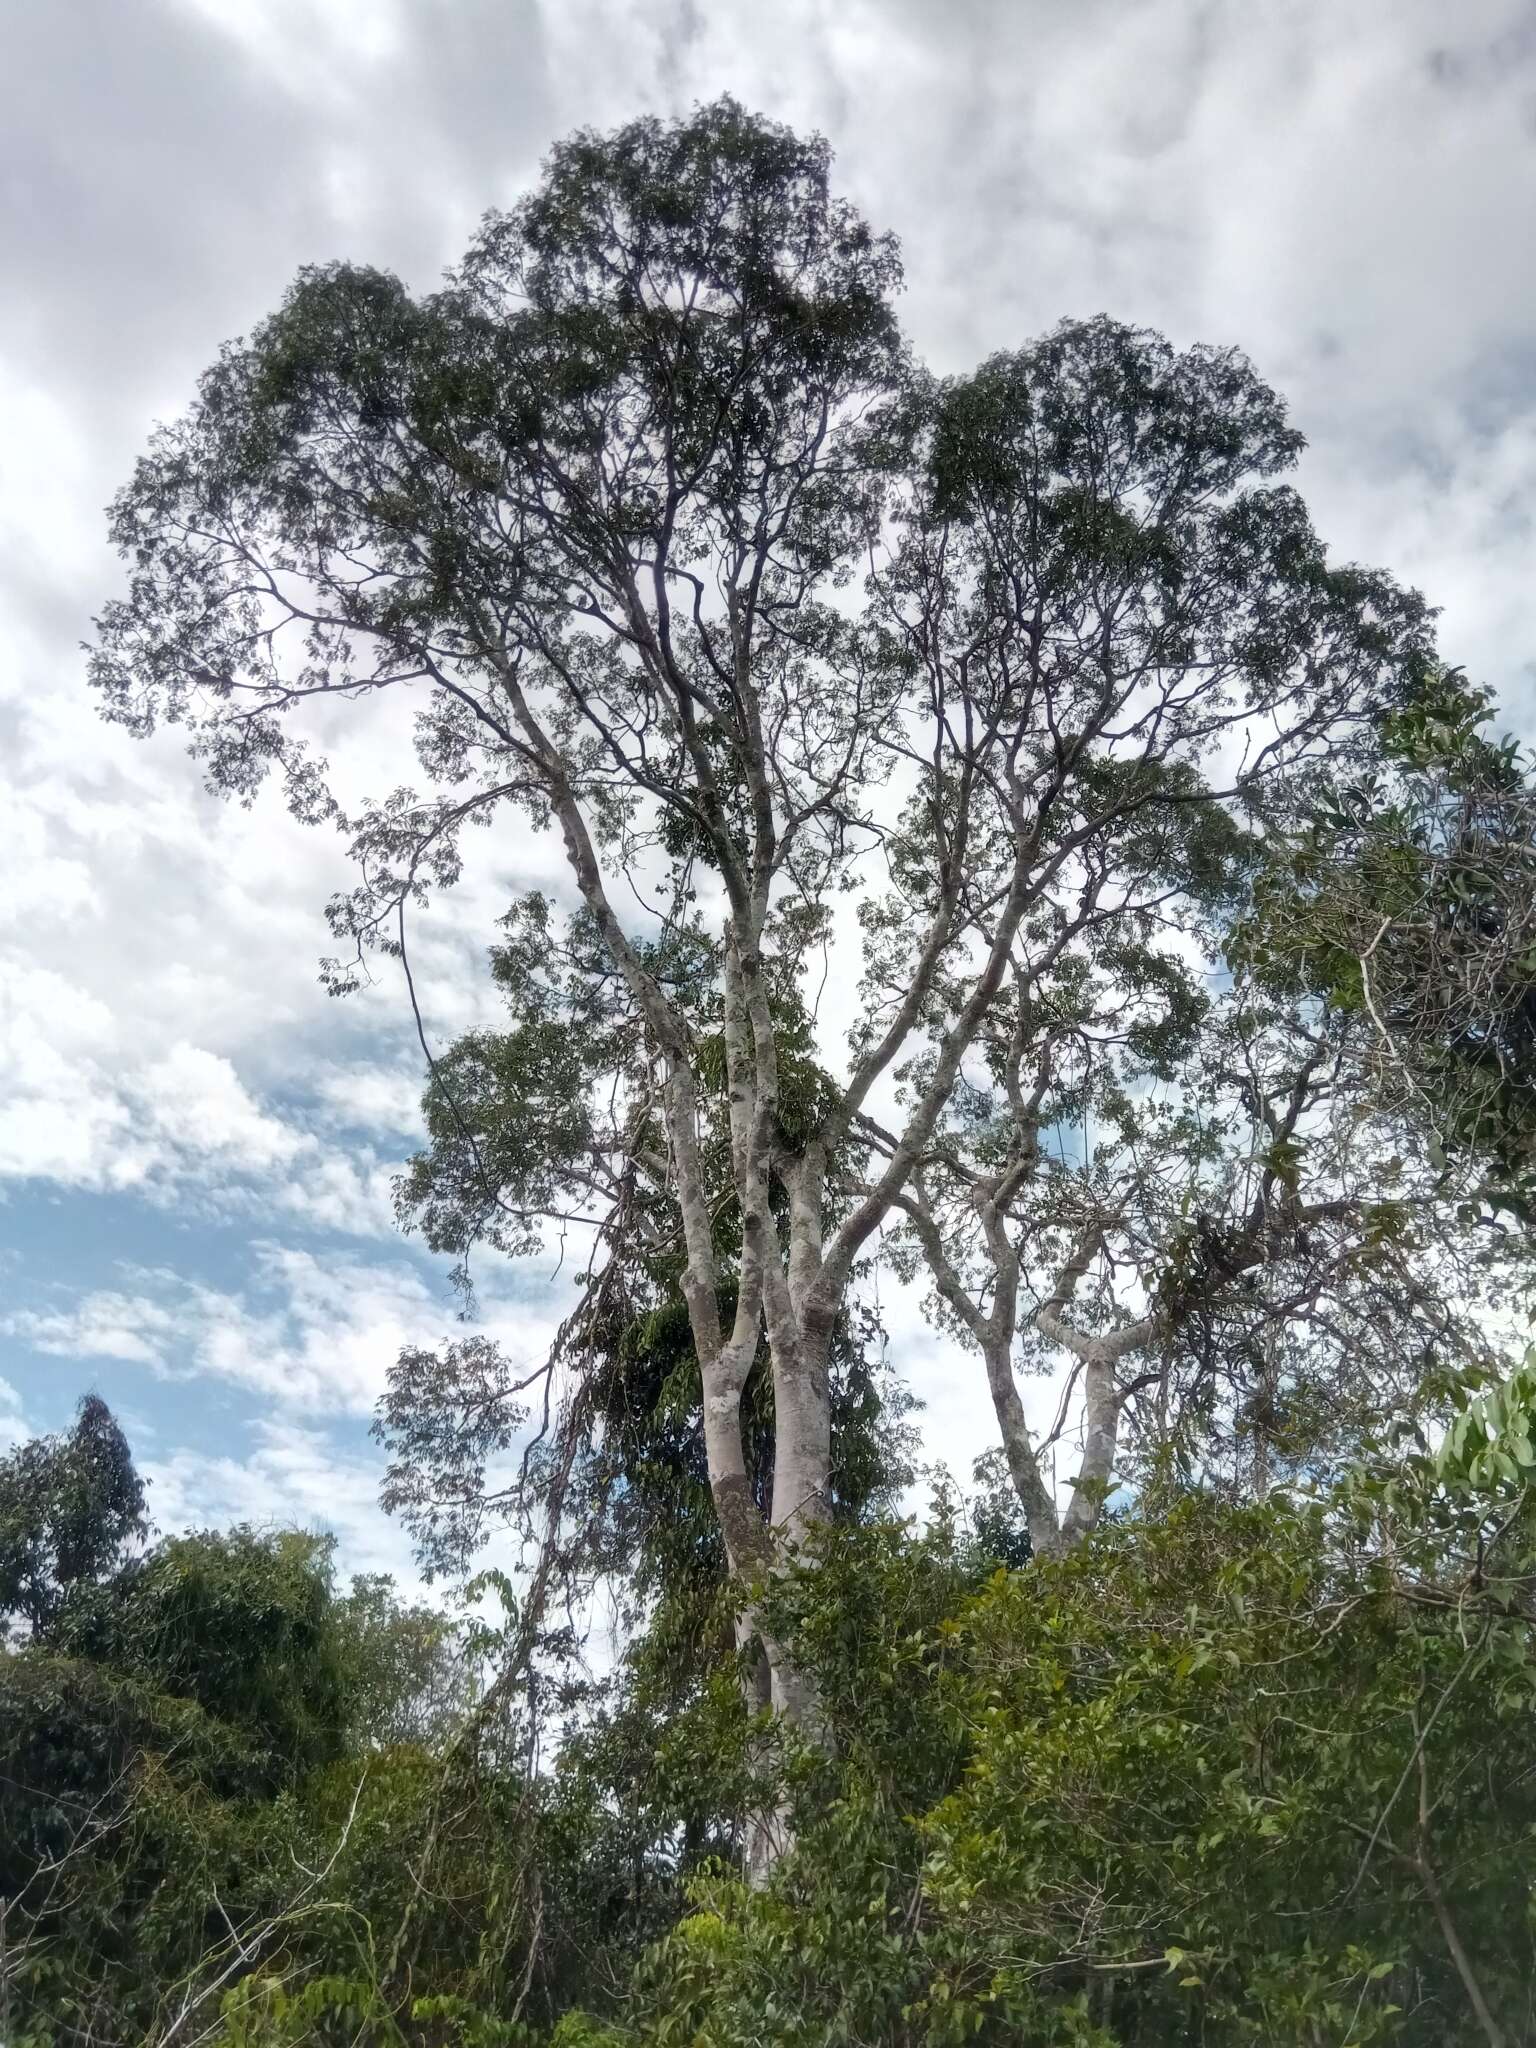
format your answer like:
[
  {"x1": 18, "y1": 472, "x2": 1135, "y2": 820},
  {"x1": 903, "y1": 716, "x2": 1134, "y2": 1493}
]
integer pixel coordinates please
[{"x1": 93, "y1": 101, "x2": 1462, "y2": 1784}]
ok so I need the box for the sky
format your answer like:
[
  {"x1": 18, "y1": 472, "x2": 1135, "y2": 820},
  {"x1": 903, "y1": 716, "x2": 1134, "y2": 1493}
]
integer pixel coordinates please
[{"x1": 4, "y1": 0, "x2": 1536, "y2": 1594}]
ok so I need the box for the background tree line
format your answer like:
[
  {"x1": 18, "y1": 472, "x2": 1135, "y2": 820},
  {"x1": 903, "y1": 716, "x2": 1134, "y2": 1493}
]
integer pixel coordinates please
[{"x1": 6, "y1": 1370, "x2": 1536, "y2": 2044}]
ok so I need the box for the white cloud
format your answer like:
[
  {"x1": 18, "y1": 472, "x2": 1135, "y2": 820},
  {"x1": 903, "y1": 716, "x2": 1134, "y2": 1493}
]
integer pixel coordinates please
[
  {"x1": 276, "y1": 1151, "x2": 405, "y2": 1237},
  {"x1": 143, "y1": 1418, "x2": 425, "y2": 1588},
  {"x1": 141, "y1": 1044, "x2": 309, "y2": 1172},
  {"x1": 311, "y1": 1061, "x2": 429, "y2": 1138},
  {"x1": 171, "y1": 0, "x2": 412, "y2": 91},
  {"x1": 4, "y1": 1291, "x2": 184, "y2": 1368},
  {"x1": 3, "y1": 1244, "x2": 564, "y2": 1418},
  {"x1": 141, "y1": 1412, "x2": 539, "y2": 1603},
  {"x1": 0, "y1": 954, "x2": 425, "y2": 1232},
  {"x1": 0, "y1": 1377, "x2": 29, "y2": 1452}
]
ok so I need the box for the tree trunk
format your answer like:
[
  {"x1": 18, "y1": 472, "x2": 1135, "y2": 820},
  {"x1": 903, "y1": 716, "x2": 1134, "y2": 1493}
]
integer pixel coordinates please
[
  {"x1": 1058, "y1": 1354, "x2": 1121, "y2": 1548},
  {"x1": 982, "y1": 1337, "x2": 1061, "y2": 1552}
]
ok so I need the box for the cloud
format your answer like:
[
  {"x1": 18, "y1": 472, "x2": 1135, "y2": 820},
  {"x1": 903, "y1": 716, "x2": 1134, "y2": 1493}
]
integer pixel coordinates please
[
  {"x1": 143, "y1": 1418, "x2": 426, "y2": 1588},
  {"x1": 141, "y1": 1411, "x2": 540, "y2": 1602},
  {"x1": 311, "y1": 1061, "x2": 431, "y2": 1138},
  {"x1": 142, "y1": 1044, "x2": 309, "y2": 1172},
  {"x1": 3, "y1": 1243, "x2": 564, "y2": 1418},
  {"x1": 3, "y1": 1292, "x2": 184, "y2": 1370},
  {"x1": 0, "y1": 968, "x2": 399, "y2": 1227},
  {"x1": 0, "y1": 1378, "x2": 29, "y2": 1453}
]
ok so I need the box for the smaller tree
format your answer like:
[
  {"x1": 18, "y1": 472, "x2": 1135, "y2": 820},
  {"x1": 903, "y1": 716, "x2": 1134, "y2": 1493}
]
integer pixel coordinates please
[
  {"x1": 0, "y1": 1393, "x2": 146, "y2": 1640},
  {"x1": 332, "y1": 1571, "x2": 474, "y2": 1748},
  {"x1": 0, "y1": 1402, "x2": 494, "y2": 2047},
  {"x1": 85, "y1": 1525, "x2": 360, "y2": 1784},
  {"x1": 899, "y1": 967, "x2": 1517, "y2": 1551}
]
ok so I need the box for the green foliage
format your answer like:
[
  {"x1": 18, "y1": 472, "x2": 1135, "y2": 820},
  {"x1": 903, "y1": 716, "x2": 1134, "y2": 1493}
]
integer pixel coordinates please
[
  {"x1": 69, "y1": 1526, "x2": 357, "y2": 1783},
  {"x1": 0, "y1": 1394, "x2": 146, "y2": 1639},
  {"x1": 562, "y1": 1470, "x2": 1536, "y2": 2046},
  {"x1": 0, "y1": 1464, "x2": 490, "y2": 2047},
  {"x1": 8, "y1": 1385, "x2": 1536, "y2": 2045},
  {"x1": 1237, "y1": 660, "x2": 1536, "y2": 1217},
  {"x1": 333, "y1": 1572, "x2": 474, "y2": 1748}
]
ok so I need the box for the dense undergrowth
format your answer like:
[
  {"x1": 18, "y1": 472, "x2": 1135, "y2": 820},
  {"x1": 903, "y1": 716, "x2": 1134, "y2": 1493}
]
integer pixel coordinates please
[{"x1": 4, "y1": 1382, "x2": 1535, "y2": 2046}]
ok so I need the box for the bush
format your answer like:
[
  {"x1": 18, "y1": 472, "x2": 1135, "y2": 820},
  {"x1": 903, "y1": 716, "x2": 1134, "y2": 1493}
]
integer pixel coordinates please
[{"x1": 564, "y1": 1494, "x2": 1536, "y2": 2045}]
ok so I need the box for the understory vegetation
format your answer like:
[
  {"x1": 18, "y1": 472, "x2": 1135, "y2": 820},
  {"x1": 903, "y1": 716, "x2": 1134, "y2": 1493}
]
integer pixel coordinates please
[{"x1": 4, "y1": 1380, "x2": 1536, "y2": 2044}]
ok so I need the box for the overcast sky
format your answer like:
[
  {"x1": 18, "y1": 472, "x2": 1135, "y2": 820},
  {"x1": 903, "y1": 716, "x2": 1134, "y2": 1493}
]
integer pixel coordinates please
[{"x1": 4, "y1": 0, "x2": 1536, "y2": 1591}]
